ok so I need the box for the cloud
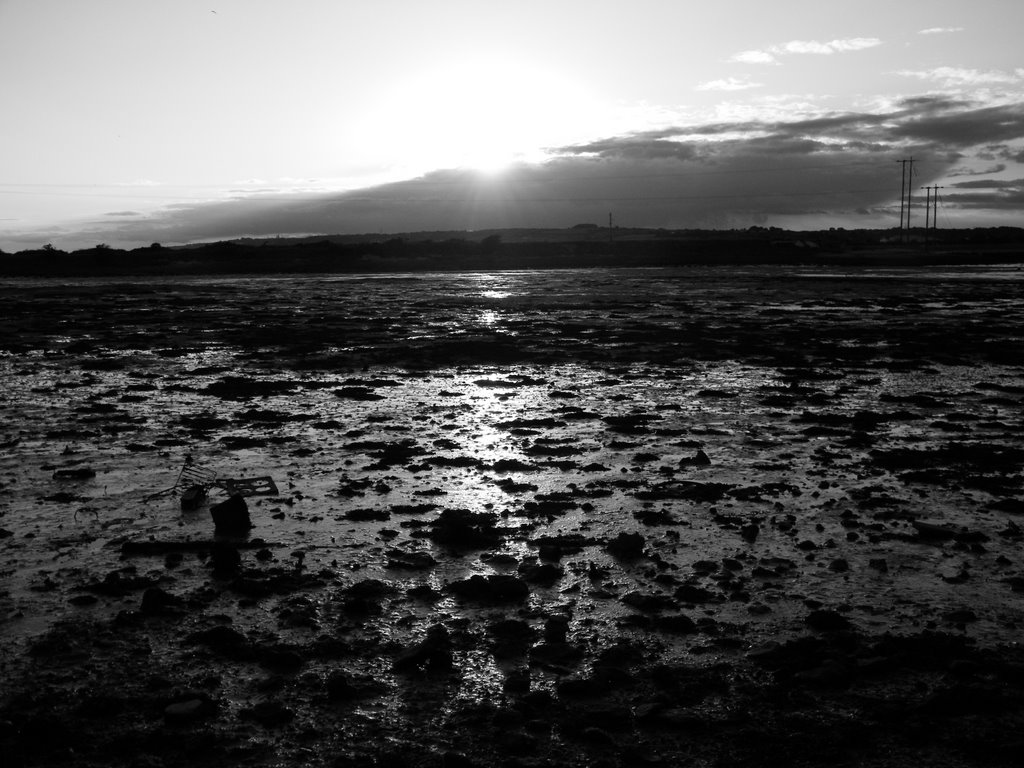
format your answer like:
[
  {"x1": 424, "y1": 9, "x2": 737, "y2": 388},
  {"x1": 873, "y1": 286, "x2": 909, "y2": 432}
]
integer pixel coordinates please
[
  {"x1": 950, "y1": 178, "x2": 1023, "y2": 189},
  {"x1": 947, "y1": 163, "x2": 1007, "y2": 177},
  {"x1": 7, "y1": 98, "x2": 1024, "y2": 250},
  {"x1": 730, "y1": 50, "x2": 780, "y2": 65},
  {"x1": 104, "y1": 210, "x2": 143, "y2": 217},
  {"x1": 697, "y1": 77, "x2": 763, "y2": 92},
  {"x1": 888, "y1": 102, "x2": 1024, "y2": 146},
  {"x1": 945, "y1": 178, "x2": 1024, "y2": 209},
  {"x1": 896, "y1": 67, "x2": 1024, "y2": 87},
  {"x1": 1000, "y1": 146, "x2": 1024, "y2": 163},
  {"x1": 731, "y1": 37, "x2": 882, "y2": 65},
  {"x1": 780, "y1": 38, "x2": 882, "y2": 55},
  {"x1": 918, "y1": 27, "x2": 964, "y2": 35}
]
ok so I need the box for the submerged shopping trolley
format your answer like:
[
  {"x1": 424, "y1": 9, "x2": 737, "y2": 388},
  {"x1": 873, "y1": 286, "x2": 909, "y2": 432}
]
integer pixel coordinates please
[{"x1": 144, "y1": 454, "x2": 278, "y2": 509}]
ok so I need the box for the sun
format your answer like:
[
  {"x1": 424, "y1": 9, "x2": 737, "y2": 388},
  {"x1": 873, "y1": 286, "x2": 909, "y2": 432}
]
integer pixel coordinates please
[{"x1": 351, "y1": 51, "x2": 602, "y2": 176}]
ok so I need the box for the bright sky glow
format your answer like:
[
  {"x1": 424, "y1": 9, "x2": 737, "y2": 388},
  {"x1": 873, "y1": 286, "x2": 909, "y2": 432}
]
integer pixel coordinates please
[
  {"x1": 344, "y1": 51, "x2": 607, "y2": 176},
  {"x1": 1, "y1": 0, "x2": 1023, "y2": 249}
]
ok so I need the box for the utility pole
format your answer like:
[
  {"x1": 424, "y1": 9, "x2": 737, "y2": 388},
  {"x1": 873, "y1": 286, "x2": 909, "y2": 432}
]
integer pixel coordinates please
[
  {"x1": 905, "y1": 157, "x2": 915, "y2": 235},
  {"x1": 923, "y1": 186, "x2": 932, "y2": 246},
  {"x1": 897, "y1": 159, "x2": 908, "y2": 240},
  {"x1": 608, "y1": 212, "x2": 614, "y2": 245},
  {"x1": 896, "y1": 157, "x2": 915, "y2": 242},
  {"x1": 921, "y1": 185, "x2": 945, "y2": 237},
  {"x1": 931, "y1": 186, "x2": 943, "y2": 231}
]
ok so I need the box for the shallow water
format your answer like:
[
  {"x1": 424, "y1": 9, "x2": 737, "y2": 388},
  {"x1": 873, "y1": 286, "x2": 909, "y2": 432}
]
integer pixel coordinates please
[
  {"x1": 2, "y1": 265, "x2": 1024, "y2": 766},
  {"x1": 2, "y1": 264, "x2": 1022, "y2": 643}
]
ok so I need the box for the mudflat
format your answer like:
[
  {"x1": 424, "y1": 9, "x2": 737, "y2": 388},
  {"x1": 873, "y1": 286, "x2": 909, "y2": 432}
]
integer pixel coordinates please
[{"x1": 2, "y1": 265, "x2": 1024, "y2": 767}]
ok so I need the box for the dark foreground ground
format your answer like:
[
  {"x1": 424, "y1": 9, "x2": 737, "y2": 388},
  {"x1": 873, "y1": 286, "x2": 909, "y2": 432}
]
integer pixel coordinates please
[{"x1": 2, "y1": 266, "x2": 1024, "y2": 767}]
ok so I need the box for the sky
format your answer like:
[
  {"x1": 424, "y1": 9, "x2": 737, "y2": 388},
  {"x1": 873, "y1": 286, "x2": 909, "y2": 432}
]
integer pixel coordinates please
[{"x1": 2, "y1": 0, "x2": 1023, "y2": 250}]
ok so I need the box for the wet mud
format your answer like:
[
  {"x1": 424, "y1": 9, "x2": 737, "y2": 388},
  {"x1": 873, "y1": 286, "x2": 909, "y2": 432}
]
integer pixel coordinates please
[{"x1": 2, "y1": 265, "x2": 1024, "y2": 767}]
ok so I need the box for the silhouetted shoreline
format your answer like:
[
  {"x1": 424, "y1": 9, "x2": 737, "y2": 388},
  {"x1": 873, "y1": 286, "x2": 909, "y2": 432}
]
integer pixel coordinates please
[{"x1": 3, "y1": 226, "x2": 1023, "y2": 276}]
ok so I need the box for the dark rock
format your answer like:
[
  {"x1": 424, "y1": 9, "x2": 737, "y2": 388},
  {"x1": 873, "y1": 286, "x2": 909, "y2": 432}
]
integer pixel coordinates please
[
  {"x1": 606, "y1": 531, "x2": 645, "y2": 559},
  {"x1": 344, "y1": 507, "x2": 391, "y2": 521},
  {"x1": 428, "y1": 508, "x2": 501, "y2": 547},
  {"x1": 517, "y1": 562, "x2": 565, "y2": 586},
  {"x1": 407, "y1": 584, "x2": 442, "y2": 601},
  {"x1": 654, "y1": 614, "x2": 698, "y2": 634},
  {"x1": 502, "y1": 670, "x2": 531, "y2": 694},
  {"x1": 258, "y1": 646, "x2": 305, "y2": 671},
  {"x1": 140, "y1": 586, "x2": 184, "y2": 614},
  {"x1": 186, "y1": 625, "x2": 251, "y2": 659},
  {"x1": 633, "y1": 507, "x2": 676, "y2": 525},
  {"x1": 793, "y1": 659, "x2": 850, "y2": 688},
  {"x1": 489, "y1": 619, "x2": 536, "y2": 658},
  {"x1": 325, "y1": 671, "x2": 358, "y2": 701},
  {"x1": 163, "y1": 695, "x2": 216, "y2": 725},
  {"x1": 530, "y1": 641, "x2": 583, "y2": 669},
  {"x1": 334, "y1": 386, "x2": 385, "y2": 401},
  {"x1": 85, "y1": 568, "x2": 159, "y2": 596},
  {"x1": 239, "y1": 700, "x2": 295, "y2": 727},
  {"x1": 441, "y1": 751, "x2": 479, "y2": 768},
  {"x1": 943, "y1": 609, "x2": 978, "y2": 624},
  {"x1": 343, "y1": 578, "x2": 397, "y2": 613},
  {"x1": 386, "y1": 549, "x2": 437, "y2": 570},
  {"x1": 557, "y1": 675, "x2": 614, "y2": 698},
  {"x1": 544, "y1": 615, "x2": 570, "y2": 643},
  {"x1": 52, "y1": 467, "x2": 96, "y2": 480},
  {"x1": 805, "y1": 609, "x2": 853, "y2": 632},
  {"x1": 674, "y1": 584, "x2": 716, "y2": 604},
  {"x1": 394, "y1": 624, "x2": 453, "y2": 672},
  {"x1": 621, "y1": 591, "x2": 676, "y2": 612},
  {"x1": 595, "y1": 641, "x2": 645, "y2": 668},
  {"x1": 679, "y1": 449, "x2": 711, "y2": 467},
  {"x1": 537, "y1": 544, "x2": 563, "y2": 561},
  {"x1": 210, "y1": 494, "x2": 252, "y2": 534},
  {"x1": 446, "y1": 574, "x2": 529, "y2": 602},
  {"x1": 740, "y1": 524, "x2": 760, "y2": 543}
]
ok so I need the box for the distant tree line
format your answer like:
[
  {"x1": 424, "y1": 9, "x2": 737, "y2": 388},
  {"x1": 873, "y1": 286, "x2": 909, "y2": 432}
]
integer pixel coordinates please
[{"x1": 1, "y1": 227, "x2": 1023, "y2": 277}]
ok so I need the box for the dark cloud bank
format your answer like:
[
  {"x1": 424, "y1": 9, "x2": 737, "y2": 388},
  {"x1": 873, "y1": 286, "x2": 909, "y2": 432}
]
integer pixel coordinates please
[{"x1": 28, "y1": 98, "x2": 1024, "y2": 249}]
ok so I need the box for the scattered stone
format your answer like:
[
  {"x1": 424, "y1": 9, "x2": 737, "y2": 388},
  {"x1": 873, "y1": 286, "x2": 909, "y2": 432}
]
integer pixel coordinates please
[
  {"x1": 446, "y1": 574, "x2": 529, "y2": 603},
  {"x1": 805, "y1": 609, "x2": 853, "y2": 632},
  {"x1": 674, "y1": 584, "x2": 715, "y2": 604},
  {"x1": 606, "y1": 531, "x2": 645, "y2": 559},
  {"x1": 52, "y1": 467, "x2": 96, "y2": 480},
  {"x1": 140, "y1": 587, "x2": 184, "y2": 614},
  {"x1": 344, "y1": 507, "x2": 391, "y2": 521},
  {"x1": 163, "y1": 696, "x2": 216, "y2": 725},
  {"x1": 342, "y1": 578, "x2": 397, "y2": 614},
  {"x1": 386, "y1": 549, "x2": 437, "y2": 570},
  {"x1": 621, "y1": 591, "x2": 676, "y2": 612},
  {"x1": 428, "y1": 508, "x2": 501, "y2": 548},
  {"x1": 239, "y1": 700, "x2": 295, "y2": 727},
  {"x1": 334, "y1": 386, "x2": 385, "y2": 401},
  {"x1": 488, "y1": 619, "x2": 536, "y2": 658},
  {"x1": 517, "y1": 562, "x2": 565, "y2": 586},
  {"x1": 394, "y1": 624, "x2": 453, "y2": 672},
  {"x1": 679, "y1": 450, "x2": 711, "y2": 467}
]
